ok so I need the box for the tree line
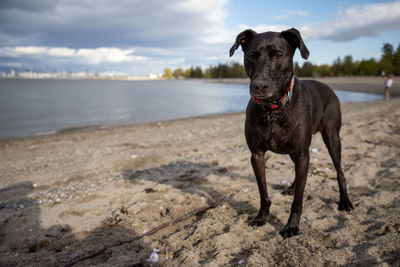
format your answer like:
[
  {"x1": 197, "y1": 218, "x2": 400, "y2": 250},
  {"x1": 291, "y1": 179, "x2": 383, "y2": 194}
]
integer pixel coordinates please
[
  {"x1": 295, "y1": 43, "x2": 400, "y2": 77},
  {"x1": 163, "y1": 62, "x2": 247, "y2": 79},
  {"x1": 164, "y1": 43, "x2": 400, "y2": 79}
]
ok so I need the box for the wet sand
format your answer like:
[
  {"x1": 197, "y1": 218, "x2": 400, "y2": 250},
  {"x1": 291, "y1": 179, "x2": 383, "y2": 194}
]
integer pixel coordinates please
[{"x1": 0, "y1": 78, "x2": 399, "y2": 266}]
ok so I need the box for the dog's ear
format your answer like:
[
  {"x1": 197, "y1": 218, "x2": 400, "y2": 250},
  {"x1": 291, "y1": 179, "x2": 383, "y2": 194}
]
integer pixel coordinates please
[
  {"x1": 280, "y1": 28, "x2": 309, "y2": 60},
  {"x1": 229, "y1": 29, "x2": 257, "y2": 57}
]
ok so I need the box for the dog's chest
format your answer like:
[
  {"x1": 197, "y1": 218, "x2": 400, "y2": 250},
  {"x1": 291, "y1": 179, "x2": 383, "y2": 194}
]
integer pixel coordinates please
[{"x1": 255, "y1": 119, "x2": 297, "y2": 153}]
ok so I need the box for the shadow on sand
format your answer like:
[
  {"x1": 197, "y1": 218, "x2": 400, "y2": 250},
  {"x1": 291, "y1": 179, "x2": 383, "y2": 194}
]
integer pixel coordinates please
[{"x1": 1, "y1": 159, "x2": 272, "y2": 265}]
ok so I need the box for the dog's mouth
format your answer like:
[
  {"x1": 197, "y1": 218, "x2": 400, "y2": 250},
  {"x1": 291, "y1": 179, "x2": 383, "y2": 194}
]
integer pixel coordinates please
[
  {"x1": 250, "y1": 94, "x2": 278, "y2": 103},
  {"x1": 249, "y1": 83, "x2": 280, "y2": 103}
]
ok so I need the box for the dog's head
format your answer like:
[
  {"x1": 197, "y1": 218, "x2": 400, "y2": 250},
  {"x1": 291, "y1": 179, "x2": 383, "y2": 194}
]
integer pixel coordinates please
[{"x1": 229, "y1": 28, "x2": 309, "y2": 101}]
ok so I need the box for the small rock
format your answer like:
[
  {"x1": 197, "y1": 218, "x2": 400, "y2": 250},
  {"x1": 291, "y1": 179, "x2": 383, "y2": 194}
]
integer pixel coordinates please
[
  {"x1": 120, "y1": 206, "x2": 128, "y2": 215},
  {"x1": 145, "y1": 188, "x2": 156, "y2": 193},
  {"x1": 311, "y1": 148, "x2": 319, "y2": 153}
]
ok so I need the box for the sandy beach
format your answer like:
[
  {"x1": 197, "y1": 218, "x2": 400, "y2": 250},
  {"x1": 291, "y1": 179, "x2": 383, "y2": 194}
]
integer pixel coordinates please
[{"x1": 1, "y1": 78, "x2": 400, "y2": 266}]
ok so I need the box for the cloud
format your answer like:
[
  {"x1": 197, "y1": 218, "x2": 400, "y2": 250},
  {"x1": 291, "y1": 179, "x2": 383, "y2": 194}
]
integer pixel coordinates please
[
  {"x1": 0, "y1": 46, "x2": 147, "y2": 64},
  {"x1": 0, "y1": 0, "x2": 230, "y2": 74},
  {"x1": 239, "y1": 2, "x2": 400, "y2": 43},
  {"x1": 76, "y1": 48, "x2": 147, "y2": 64},
  {"x1": 300, "y1": 1, "x2": 400, "y2": 41},
  {"x1": 236, "y1": 1, "x2": 400, "y2": 47},
  {"x1": 0, "y1": 0, "x2": 229, "y2": 48},
  {"x1": 236, "y1": 24, "x2": 290, "y2": 34}
]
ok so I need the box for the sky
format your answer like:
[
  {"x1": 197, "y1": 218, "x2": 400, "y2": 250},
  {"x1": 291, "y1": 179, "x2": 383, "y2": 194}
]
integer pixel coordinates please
[{"x1": 0, "y1": 0, "x2": 400, "y2": 76}]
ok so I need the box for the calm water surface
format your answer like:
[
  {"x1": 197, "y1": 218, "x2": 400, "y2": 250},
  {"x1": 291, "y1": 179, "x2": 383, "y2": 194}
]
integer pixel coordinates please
[{"x1": 0, "y1": 79, "x2": 384, "y2": 139}]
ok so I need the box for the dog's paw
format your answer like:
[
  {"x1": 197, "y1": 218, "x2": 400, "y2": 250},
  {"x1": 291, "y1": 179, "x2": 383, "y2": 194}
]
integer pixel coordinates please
[
  {"x1": 250, "y1": 212, "x2": 268, "y2": 227},
  {"x1": 279, "y1": 226, "x2": 299, "y2": 238},
  {"x1": 281, "y1": 185, "x2": 295, "y2": 196},
  {"x1": 338, "y1": 197, "x2": 354, "y2": 211}
]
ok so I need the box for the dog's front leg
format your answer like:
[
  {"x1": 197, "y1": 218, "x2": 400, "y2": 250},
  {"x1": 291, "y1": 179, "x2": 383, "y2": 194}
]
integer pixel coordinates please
[
  {"x1": 251, "y1": 152, "x2": 271, "y2": 226},
  {"x1": 280, "y1": 150, "x2": 310, "y2": 238}
]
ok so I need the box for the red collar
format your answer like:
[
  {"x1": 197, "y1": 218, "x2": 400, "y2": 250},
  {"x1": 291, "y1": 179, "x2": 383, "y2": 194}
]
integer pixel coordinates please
[{"x1": 251, "y1": 75, "x2": 295, "y2": 110}]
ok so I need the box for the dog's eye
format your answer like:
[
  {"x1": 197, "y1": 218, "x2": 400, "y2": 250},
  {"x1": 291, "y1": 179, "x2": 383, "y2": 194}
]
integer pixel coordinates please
[
  {"x1": 274, "y1": 52, "x2": 283, "y2": 60},
  {"x1": 247, "y1": 53, "x2": 258, "y2": 62}
]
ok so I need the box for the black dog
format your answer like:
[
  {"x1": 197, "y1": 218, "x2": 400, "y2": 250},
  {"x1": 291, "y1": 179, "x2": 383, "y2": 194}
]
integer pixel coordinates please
[{"x1": 229, "y1": 28, "x2": 353, "y2": 238}]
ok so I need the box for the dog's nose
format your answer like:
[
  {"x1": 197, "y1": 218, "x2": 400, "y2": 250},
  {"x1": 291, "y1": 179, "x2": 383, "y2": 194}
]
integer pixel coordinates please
[
  {"x1": 252, "y1": 80, "x2": 269, "y2": 91},
  {"x1": 251, "y1": 80, "x2": 274, "y2": 98}
]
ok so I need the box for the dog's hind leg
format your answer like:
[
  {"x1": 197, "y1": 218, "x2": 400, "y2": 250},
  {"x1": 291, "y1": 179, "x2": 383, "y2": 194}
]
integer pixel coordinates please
[
  {"x1": 281, "y1": 181, "x2": 295, "y2": 195},
  {"x1": 321, "y1": 123, "x2": 354, "y2": 211}
]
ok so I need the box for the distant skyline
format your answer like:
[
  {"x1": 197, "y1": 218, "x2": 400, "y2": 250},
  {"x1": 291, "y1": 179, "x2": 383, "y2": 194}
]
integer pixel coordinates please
[{"x1": 1, "y1": 0, "x2": 400, "y2": 75}]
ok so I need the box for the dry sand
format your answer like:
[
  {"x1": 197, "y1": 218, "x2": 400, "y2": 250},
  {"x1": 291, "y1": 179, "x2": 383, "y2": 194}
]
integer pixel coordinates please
[{"x1": 1, "y1": 80, "x2": 400, "y2": 266}]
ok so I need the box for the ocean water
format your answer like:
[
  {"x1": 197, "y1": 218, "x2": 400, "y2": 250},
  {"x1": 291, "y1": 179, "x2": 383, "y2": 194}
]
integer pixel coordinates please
[{"x1": 0, "y1": 79, "x2": 384, "y2": 139}]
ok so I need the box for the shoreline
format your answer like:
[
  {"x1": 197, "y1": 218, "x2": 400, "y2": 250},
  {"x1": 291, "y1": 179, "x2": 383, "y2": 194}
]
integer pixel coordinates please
[
  {"x1": 0, "y1": 76, "x2": 395, "y2": 142},
  {"x1": 0, "y1": 95, "x2": 382, "y2": 143},
  {"x1": 212, "y1": 76, "x2": 400, "y2": 97}
]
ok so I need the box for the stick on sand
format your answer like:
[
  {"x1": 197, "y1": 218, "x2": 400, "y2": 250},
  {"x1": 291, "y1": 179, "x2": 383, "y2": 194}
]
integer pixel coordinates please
[{"x1": 64, "y1": 205, "x2": 212, "y2": 267}]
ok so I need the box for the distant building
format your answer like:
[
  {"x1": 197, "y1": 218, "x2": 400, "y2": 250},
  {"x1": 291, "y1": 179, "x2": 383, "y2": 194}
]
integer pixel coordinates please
[
  {"x1": 148, "y1": 73, "x2": 160, "y2": 79},
  {"x1": 0, "y1": 69, "x2": 162, "y2": 80}
]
